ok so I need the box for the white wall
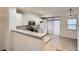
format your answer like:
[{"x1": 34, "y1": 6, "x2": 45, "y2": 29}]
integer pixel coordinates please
[
  {"x1": 4, "y1": 8, "x2": 9, "y2": 50},
  {"x1": 0, "y1": 8, "x2": 8, "y2": 49},
  {"x1": 9, "y1": 8, "x2": 17, "y2": 30},
  {"x1": 61, "y1": 16, "x2": 77, "y2": 39},
  {"x1": 9, "y1": 8, "x2": 23, "y2": 29}
]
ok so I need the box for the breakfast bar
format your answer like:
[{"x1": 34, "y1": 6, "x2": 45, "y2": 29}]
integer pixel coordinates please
[{"x1": 10, "y1": 29, "x2": 47, "y2": 51}]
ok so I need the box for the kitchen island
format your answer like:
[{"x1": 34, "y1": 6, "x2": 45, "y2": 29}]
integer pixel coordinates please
[{"x1": 10, "y1": 29, "x2": 47, "y2": 51}]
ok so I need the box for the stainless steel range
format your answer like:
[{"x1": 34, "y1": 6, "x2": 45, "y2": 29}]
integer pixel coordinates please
[{"x1": 27, "y1": 21, "x2": 39, "y2": 32}]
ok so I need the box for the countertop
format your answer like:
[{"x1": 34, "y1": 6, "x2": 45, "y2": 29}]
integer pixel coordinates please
[{"x1": 11, "y1": 29, "x2": 47, "y2": 38}]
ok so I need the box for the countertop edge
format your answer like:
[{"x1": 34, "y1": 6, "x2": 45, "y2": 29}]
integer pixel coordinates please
[{"x1": 11, "y1": 29, "x2": 47, "y2": 38}]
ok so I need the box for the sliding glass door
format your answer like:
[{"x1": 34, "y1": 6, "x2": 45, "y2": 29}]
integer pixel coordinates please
[
  {"x1": 47, "y1": 20, "x2": 54, "y2": 35},
  {"x1": 47, "y1": 19, "x2": 60, "y2": 35},
  {"x1": 53, "y1": 20, "x2": 60, "y2": 35}
]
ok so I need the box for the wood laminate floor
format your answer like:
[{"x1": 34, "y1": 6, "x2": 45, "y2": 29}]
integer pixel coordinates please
[{"x1": 44, "y1": 35, "x2": 77, "y2": 51}]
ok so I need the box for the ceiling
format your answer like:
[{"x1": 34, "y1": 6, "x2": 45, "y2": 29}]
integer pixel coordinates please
[{"x1": 17, "y1": 7, "x2": 79, "y2": 16}]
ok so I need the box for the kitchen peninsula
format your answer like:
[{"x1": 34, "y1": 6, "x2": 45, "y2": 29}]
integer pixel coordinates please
[{"x1": 11, "y1": 29, "x2": 47, "y2": 51}]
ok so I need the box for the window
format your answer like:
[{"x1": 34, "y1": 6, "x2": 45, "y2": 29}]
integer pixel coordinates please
[{"x1": 67, "y1": 19, "x2": 77, "y2": 30}]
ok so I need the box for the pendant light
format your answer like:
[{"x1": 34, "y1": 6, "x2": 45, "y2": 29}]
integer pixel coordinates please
[{"x1": 69, "y1": 8, "x2": 73, "y2": 19}]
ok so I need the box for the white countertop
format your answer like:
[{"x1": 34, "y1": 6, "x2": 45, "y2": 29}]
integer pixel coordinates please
[{"x1": 11, "y1": 29, "x2": 47, "y2": 38}]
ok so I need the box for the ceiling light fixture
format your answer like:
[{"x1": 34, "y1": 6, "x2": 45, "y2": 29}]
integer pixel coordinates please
[
  {"x1": 69, "y1": 8, "x2": 72, "y2": 16},
  {"x1": 69, "y1": 8, "x2": 73, "y2": 19}
]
